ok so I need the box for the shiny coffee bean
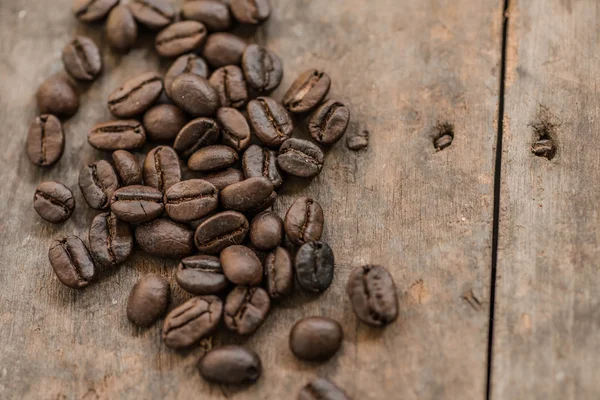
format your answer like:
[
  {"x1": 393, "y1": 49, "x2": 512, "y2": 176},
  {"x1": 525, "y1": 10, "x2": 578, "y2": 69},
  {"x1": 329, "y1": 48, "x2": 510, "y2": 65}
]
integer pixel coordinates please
[
  {"x1": 224, "y1": 285, "x2": 270, "y2": 335},
  {"x1": 289, "y1": 317, "x2": 343, "y2": 362},
  {"x1": 188, "y1": 145, "x2": 238, "y2": 172},
  {"x1": 143, "y1": 146, "x2": 181, "y2": 192},
  {"x1": 200, "y1": 168, "x2": 244, "y2": 191},
  {"x1": 182, "y1": 0, "x2": 232, "y2": 32},
  {"x1": 106, "y1": 5, "x2": 138, "y2": 52},
  {"x1": 249, "y1": 211, "x2": 283, "y2": 251},
  {"x1": 164, "y1": 179, "x2": 218, "y2": 222},
  {"x1": 62, "y1": 36, "x2": 102, "y2": 81},
  {"x1": 127, "y1": 273, "x2": 170, "y2": 327},
  {"x1": 220, "y1": 245, "x2": 263, "y2": 286},
  {"x1": 88, "y1": 120, "x2": 146, "y2": 151},
  {"x1": 36, "y1": 75, "x2": 79, "y2": 118},
  {"x1": 217, "y1": 108, "x2": 251, "y2": 152},
  {"x1": 230, "y1": 0, "x2": 270, "y2": 25},
  {"x1": 347, "y1": 265, "x2": 398, "y2": 326},
  {"x1": 298, "y1": 378, "x2": 350, "y2": 400},
  {"x1": 209, "y1": 65, "x2": 248, "y2": 109},
  {"x1": 284, "y1": 197, "x2": 324, "y2": 245},
  {"x1": 48, "y1": 236, "x2": 95, "y2": 289},
  {"x1": 194, "y1": 211, "x2": 248, "y2": 254},
  {"x1": 108, "y1": 72, "x2": 163, "y2": 118},
  {"x1": 26, "y1": 114, "x2": 64, "y2": 167},
  {"x1": 278, "y1": 138, "x2": 324, "y2": 178},
  {"x1": 170, "y1": 73, "x2": 220, "y2": 117},
  {"x1": 163, "y1": 296, "x2": 223, "y2": 349},
  {"x1": 264, "y1": 247, "x2": 293, "y2": 299},
  {"x1": 79, "y1": 160, "x2": 120, "y2": 210},
  {"x1": 89, "y1": 212, "x2": 133, "y2": 267},
  {"x1": 220, "y1": 177, "x2": 274, "y2": 213},
  {"x1": 283, "y1": 69, "x2": 330, "y2": 114},
  {"x1": 164, "y1": 54, "x2": 209, "y2": 99},
  {"x1": 73, "y1": 0, "x2": 118, "y2": 22},
  {"x1": 143, "y1": 104, "x2": 188, "y2": 142},
  {"x1": 112, "y1": 150, "x2": 142, "y2": 186},
  {"x1": 197, "y1": 346, "x2": 262, "y2": 384},
  {"x1": 295, "y1": 241, "x2": 334, "y2": 293},
  {"x1": 33, "y1": 181, "x2": 75, "y2": 223},
  {"x1": 130, "y1": 0, "x2": 174, "y2": 30},
  {"x1": 135, "y1": 218, "x2": 195, "y2": 258},
  {"x1": 242, "y1": 45, "x2": 282, "y2": 92},
  {"x1": 308, "y1": 100, "x2": 350, "y2": 145},
  {"x1": 156, "y1": 21, "x2": 207, "y2": 58},
  {"x1": 177, "y1": 255, "x2": 228, "y2": 295},
  {"x1": 242, "y1": 144, "x2": 282, "y2": 188},
  {"x1": 247, "y1": 97, "x2": 292, "y2": 147},
  {"x1": 110, "y1": 185, "x2": 164, "y2": 223},
  {"x1": 202, "y1": 33, "x2": 247, "y2": 68},
  {"x1": 174, "y1": 117, "x2": 220, "y2": 159}
]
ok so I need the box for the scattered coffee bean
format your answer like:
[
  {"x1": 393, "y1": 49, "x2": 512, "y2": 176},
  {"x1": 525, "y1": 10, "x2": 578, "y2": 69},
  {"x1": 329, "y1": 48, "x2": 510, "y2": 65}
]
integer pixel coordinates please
[
  {"x1": 127, "y1": 273, "x2": 170, "y2": 327},
  {"x1": 156, "y1": 21, "x2": 207, "y2": 58},
  {"x1": 170, "y1": 73, "x2": 220, "y2": 117},
  {"x1": 110, "y1": 185, "x2": 164, "y2": 223},
  {"x1": 284, "y1": 197, "x2": 324, "y2": 245},
  {"x1": 247, "y1": 97, "x2": 293, "y2": 147},
  {"x1": 182, "y1": 0, "x2": 232, "y2": 32},
  {"x1": 197, "y1": 346, "x2": 262, "y2": 384},
  {"x1": 62, "y1": 36, "x2": 102, "y2": 81},
  {"x1": 295, "y1": 241, "x2": 334, "y2": 293},
  {"x1": 130, "y1": 0, "x2": 174, "y2": 30},
  {"x1": 162, "y1": 295, "x2": 223, "y2": 349},
  {"x1": 224, "y1": 285, "x2": 270, "y2": 335},
  {"x1": 283, "y1": 69, "x2": 331, "y2": 113},
  {"x1": 33, "y1": 181, "x2": 75, "y2": 223},
  {"x1": 347, "y1": 129, "x2": 369, "y2": 151},
  {"x1": 176, "y1": 255, "x2": 228, "y2": 295},
  {"x1": 242, "y1": 45, "x2": 282, "y2": 92},
  {"x1": 298, "y1": 378, "x2": 350, "y2": 400},
  {"x1": 188, "y1": 145, "x2": 239, "y2": 172},
  {"x1": 143, "y1": 146, "x2": 181, "y2": 192},
  {"x1": 278, "y1": 138, "x2": 324, "y2": 178},
  {"x1": 230, "y1": 0, "x2": 270, "y2": 25},
  {"x1": 194, "y1": 210, "x2": 248, "y2": 254},
  {"x1": 249, "y1": 211, "x2": 283, "y2": 251},
  {"x1": 164, "y1": 54, "x2": 209, "y2": 98},
  {"x1": 88, "y1": 212, "x2": 133, "y2": 267},
  {"x1": 88, "y1": 120, "x2": 146, "y2": 151},
  {"x1": 108, "y1": 72, "x2": 163, "y2": 118},
  {"x1": 79, "y1": 160, "x2": 120, "y2": 210},
  {"x1": 200, "y1": 168, "x2": 244, "y2": 191},
  {"x1": 135, "y1": 218, "x2": 195, "y2": 258},
  {"x1": 289, "y1": 316, "x2": 343, "y2": 361},
  {"x1": 174, "y1": 117, "x2": 220, "y2": 159},
  {"x1": 164, "y1": 179, "x2": 219, "y2": 222},
  {"x1": 202, "y1": 33, "x2": 247, "y2": 68},
  {"x1": 106, "y1": 5, "x2": 138, "y2": 52},
  {"x1": 143, "y1": 104, "x2": 188, "y2": 142},
  {"x1": 209, "y1": 65, "x2": 248, "y2": 109},
  {"x1": 220, "y1": 177, "x2": 274, "y2": 213},
  {"x1": 264, "y1": 247, "x2": 293, "y2": 299},
  {"x1": 73, "y1": 0, "x2": 118, "y2": 22},
  {"x1": 26, "y1": 114, "x2": 64, "y2": 167},
  {"x1": 36, "y1": 75, "x2": 79, "y2": 118},
  {"x1": 242, "y1": 144, "x2": 283, "y2": 188},
  {"x1": 308, "y1": 100, "x2": 350, "y2": 145},
  {"x1": 217, "y1": 108, "x2": 251, "y2": 152},
  {"x1": 347, "y1": 265, "x2": 398, "y2": 326},
  {"x1": 48, "y1": 236, "x2": 96, "y2": 289},
  {"x1": 112, "y1": 150, "x2": 142, "y2": 186},
  {"x1": 221, "y1": 245, "x2": 263, "y2": 286}
]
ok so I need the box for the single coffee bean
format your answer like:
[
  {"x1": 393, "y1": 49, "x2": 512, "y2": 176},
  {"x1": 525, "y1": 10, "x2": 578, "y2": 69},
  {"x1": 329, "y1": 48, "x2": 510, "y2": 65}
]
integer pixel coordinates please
[
  {"x1": 108, "y1": 72, "x2": 163, "y2": 118},
  {"x1": 347, "y1": 129, "x2": 369, "y2": 151},
  {"x1": 174, "y1": 117, "x2": 220, "y2": 159},
  {"x1": 242, "y1": 45, "x2": 282, "y2": 92},
  {"x1": 143, "y1": 104, "x2": 188, "y2": 142},
  {"x1": 264, "y1": 247, "x2": 293, "y2": 299},
  {"x1": 130, "y1": 0, "x2": 174, "y2": 30},
  {"x1": 62, "y1": 36, "x2": 102, "y2": 81},
  {"x1": 177, "y1": 255, "x2": 228, "y2": 295},
  {"x1": 162, "y1": 296, "x2": 223, "y2": 349},
  {"x1": 217, "y1": 108, "x2": 251, "y2": 152},
  {"x1": 224, "y1": 285, "x2": 270, "y2": 335},
  {"x1": 33, "y1": 181, "x2": 75, "y2": 223},
  {"x1": 127, "y1": 273, "x2": 170, "y2": 327},
  {"x1": 289, "y1": 316, "x2": 343, "y2": 362},
  {"x1": 73, "y1": 0, "x2": 118, "y2": 22},
  {"x1": 143, "y1": 146, "x2": 181, "y2": 192},
  {"x1": 182, "y1": 0, "x2": 232, "y2": 32},
  {"x1": 106, "y1": 5, "x2": 138, "y2": 52},
  {"x1": 197, "y1": 346, "x2": 261, "y2": 384},
  {"x1": 172, "y1": 75, "x2": 220, "y2": 118},
  {"x1": 209, "y1": 66, "x2": 248, "y2": 109},
  {"x1": 110, "y1": 185, "x2": 164, "y2": 223},
  {"x1": 308, "y1": 100, "x2": 350, "y2": 145},
  {"x1": 79, "y1": 160, "x2": 120, "y2": 210},
  {"x1": 230, "y1": 0, "x2": 270, "y2": 25},
  {"x1": 347, "y1": 265, "x2": 399, "y2": 326},
  {"x1": 26, "y1": 114, "x2": 64, "y2": 167},
  {"x1": 295, "y1": 241, "x2": 334, "y2": 293},
  {"x1": 36, "y1": 75, "x2": 79, "y2": 118},
  {"x1": 247, "y1": 97, "x2": 292, "y2": 147},
  {"x1": 283, "y1": 69, "x2": 331, "y2": 114},
  {"x1": 164, "y1": 54, "x2": 209, "y2": 99},
  {"x1": 246, "y1": 191, "x2": 277, "y2": 215},
  {"x1": 200, "y1": 168, "x2": 244, "y2": 191},
  {"x1": 220, "y1": 245, "x2": 263, "y2": 286},
  {"x1": 135, "y1": 218, "x2": 194, "y2": 258},
  {"x1": 89, "y1": 212, "x2": 133, "y2": 267},
  {"x1": 112, "y1": 150, "x2": 142, "y2": 186},
  {"x1": 164, "y1": 179, "x2": 218, "y2": 222},
  {"x1": 194, "y1": 211, "x2": 248, "y2": 254},
  {"x1": 202, "y1": 33, "x2": 247, "y2": 68},
  {"x1": 298, "y1": 378, "x2": 350, "y2": 400},
  {"x1": 220, "y1": 177, "x2": 274, "y2": 213},
  {"x1": 48, "y1": 236, "x2": 95, "y2": 289},
  {"x1": 284, "y1": 197, "x2": 324, "y2": 245},
  {"x1": 88, "y1": 120, "x2": 146, "y2": 151},
  {"x1": 156, "y1": 21, "x2": 207, "y2": 58},
  {"x1": 249, "y1": 211, "x2": 283, "y2": 251},
  {"x1": 188, "y1": 145, "x2": 239, "y2": 172},
  {"x1": 278, "y1": 138, "x2": 324, "y2": 178},
  {"x1": 242, "y1": 144, "x2": 282, "y2": 188}
]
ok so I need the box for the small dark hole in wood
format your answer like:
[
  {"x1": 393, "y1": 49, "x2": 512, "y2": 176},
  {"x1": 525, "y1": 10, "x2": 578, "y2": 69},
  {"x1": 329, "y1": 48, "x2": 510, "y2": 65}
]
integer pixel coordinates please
[
  {"x1": 530, "y1": 107, "x2": 558, "y2": 160},
  {"x1": 433, "y1": 122, "x2": 454, "y2": 151}
]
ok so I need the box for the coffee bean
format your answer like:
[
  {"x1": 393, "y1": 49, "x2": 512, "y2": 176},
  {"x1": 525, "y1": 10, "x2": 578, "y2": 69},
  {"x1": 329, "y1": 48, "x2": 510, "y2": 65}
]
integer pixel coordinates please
[
  {"x1": 188, "y1": 145, "x2": 239, "y2": 172},
  {"x1": 284, "y1": 197, "x2": 324, "y2": 245},
  {"x1": 164, "y1": 54, "x2": 209, "y2": 99},
  {"x1": 247, "y1": 97, "x2": 293, "y2": 147},
  {"x1": 347, "y1": 265, "x2": 398, "y2": 326},
  {"x1": 174, "y1": 117, "x2": 220, "y2": 159},
  {"x1": 127, "y1": 273, "x2": 170, "y2": 327},
  {"x1": 89, "y1": 212, "x2": 133, "y2": 267},
  {"x1": 73, "y1": 0, "x2": 118, "y2": 22},
  {"x1": 164, "y1": 179, "x2": 219, "y2": 222},
  {"x1": 200, "y1": 168, "x2": 244, "y2": 191},
  {"x1": 176, "y1": 255, "x2": 228, "y2": 295},
  {"x1": 62, "y1": 36, "x2": 102, "y2": 81},
  {"x1": 112, "y1": 150, "x2": 142, "y2": 186},
  {"x1": 308, "y1": 100, "x2": 350, "y2": 145},
  {"x1": 106, "y1": 5, "x2": 138, "y2": 52},
  {"x1": 346, "y1": 129, "x2": 369, "y2": 151},
  {"x1": 143, "y1": 104, "x2": 188, "y2": 142},
  {"x1": 197, "y1": 346, "x2": 262, "y2": 384},
  {"x1": 220, "y1": 245, "x2": 263, "y2": 286},
  {"x1": 242, "y1": 45, "x2": 282, "y2": 92},
  {"x1": 33, "y1": 181, "x2": 75, "y2": 223},
  {"x1": 224, "y1": 285, "x2": 270, "y2": 335},
  {"x1": 143, "y1": 146, "x2": 181, "y2": 192},
  {"x1": 162, "y1": 296, "x2": 223, "y2": 349},
  {"x1": 182, "y1": 0, "x2": 232, "y2": 32},
  {"x1": 249, "y1": 211, "x2": 282, "y2": 251},
  {"x1": 298, "y1": 378, "x2": 350, "y2": 400},
  {"x1": 135, "y1": 218, "x2": 195, "y2": 258},
  {"x1": 79, "y1": 160, "x2": 120, "y2": 210},
  {"x1": 289, "y1": 316, "x2": 343, "y2": 362},
  {"x1": 209, "y1": 66, "x2": 248, "y2": 109},
  {"x1": 283, "y1": 69, "x2": 331, "y2": 114},
  {"x1": 156, "y1": 21, "x2": 207, "y2": 58},
  {"x1": 264, "y1": 247, "x2": 293, "y2": 299},
  {"x1": 202, "y1": 33, "x2": 247, "y2": 68},
  {"x1": 194, "y1": 210, "x2": 248, "y2": 254},
  {"x1": 230, "y1": 0, "x2": 270, "y2": 25},
  {"x1": 26, "y1": 114, "x2": 64, "y2": 167},
  {"x1": 170, "y1": 73, "x2": 220, "y2": 117},
  {"x1": 48, "y1": 236, "x2": 96, "y2": 289},
  {"x1": 242, "y1": 144, "x2": 283, "y2": 188},
  {"x1": 88, "y1": 120, "x2": 146, "y2": 151},
  {"x1": 108, "y1": 72, "x2": 163, "y2": 118},
  {"x1": 130, "y1": 0, "x2": 174, "y2": 30},
  {"x1": 220, "y1": 177, "x2": 274, "y2": 213},
  {"x1": 36, "y1": 75, "x2": 79, "y2": 118},
  {"x1": 295, "y1": 241, "x2": 334, "y2": 293},
  {"x1": 278, "y1": 138, "x2": 324, "y2": 178},
  {"x1": 217, "y1": 108, "x2": 251, "y2": 152},
  {"x1": 110, "y1": 185, "x2": 164, "y2": 223}
]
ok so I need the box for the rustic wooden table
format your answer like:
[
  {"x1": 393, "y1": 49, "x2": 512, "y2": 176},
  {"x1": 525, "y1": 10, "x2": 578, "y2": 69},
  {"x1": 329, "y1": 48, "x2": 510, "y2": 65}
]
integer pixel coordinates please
[{"x1": 0, "y1": 0, "x2": 597, "y2": 399}]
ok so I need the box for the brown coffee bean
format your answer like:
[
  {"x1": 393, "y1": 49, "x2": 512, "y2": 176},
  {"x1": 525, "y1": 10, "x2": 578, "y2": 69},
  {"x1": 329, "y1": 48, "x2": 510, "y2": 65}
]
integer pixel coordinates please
[
  {"x1": 242, "y1": 144, "x2": 282, "y2": 188},
  {"x1": 130, "y1": 0, "x2": 174, "y2": 30},
  {"x1": 176, "y1": 255, "x2": 228, "y2": 295},
  {"x1": 242, "y1": 44, "x2": 282, "y2": 92},
  {"x1": 202, "y1": 33, "x2": 247, "y2": 68},
  {"x1": 194, "y1": 211, "x2": 248, "y2": 254},
  {"x1": 249, "y1": 211, "x2": 283, "y2": 251},
  {"x1": 33, "y1": 181, "x2": 75, "y2": 223},
  {"x1": 79, "y1": 160, "x2": 120, "y2": 210},
  {"x1": 308, "y1": 100, "x2": 350, "y2": 145},
  {"x1": 170, "y1": 74, "x2": 220, "y2": 117},
  {"x1": 278, "y1": 138, "x2": 324, "y2": 178},
  {"x1": 110, "y1": 185, "x2": 164, "y2": 223},
  {"x1": 247, "y1": 97, "x2": 293, "y2": 147},
  {"x1": 217, "y1": 108, "x2": 251, "y2": 152},
  {"x1": 162, "y1": 296, "x2": 223, "y2": 349},
  {"x1": 36, "y1": 75, "x2": 79, "y2": 118},
  {"x1": 164, "y1": 179, "x2": 219, "y2": 222},
  {"x1": 112, "y1": 150, "x2": 142, "y2": 186},
  {"x1": 224, "y1": 286, "x2": 270, "y2": 335},
  {"x1": 26, "y1": 114, "x2": 64, "y2": 167},
  {"x1": 182, "y1": 0, "x2": 232, "y2": 32},
  {"x1": 89, "y1": 212, "x2": 133, "y2": 267},
  {"x1": 135, "y1": 218, "x2": 195, "y2": 258},
  {"x1": 264, "y1": 247, "x2": 293, "y2": 299},
  {"x1": 108, "y1": 72, "x2": 163, "y2": 118},
  {"x1": 220, "y1": 245, "x2": 263, "y2": 286},
  {"x1": 62, "y1": 36, "x2": 102, "y2": 81},
  {"x1": 188, "y1": 145, "x2": 239, "y2": 172},
  {"x1": 230, "y1": 0, "x2": 270, "y2": 25},
  {"x1": 49, "y1": 236, "x2": 96, "y2": 289},
  {"x1": 295, "y1": 241, "x2": 334, "y2": 293},
  {"x1": 106, "y1": 5, "x2": 138, "y2": 52},
  {"x1": 347, "y1": 265, "x2": 398, "y2": 326},
  {"x1": 197, "y1": 346, "x2": 262, "y2": 385},
  {"x1": 143, "y1": 146, "x2": 181, "y2": 192},
  {"x1": 298, "y1": 378, "x2": 350, "y2": 400},
  {"x1": 284, "y1": 197, "x2": 324, "y2": 245},
  {"x1": 173, "y1": 117, "x2": 220, "y2": 159},
  {"x1": 164, "y1": 54, "x2": 209, "y2": 99},
  {"x1": 88, "y1": 120, "x2": 146, "y2": 151},
  {"x1": 143, "y1": 104, "x2": 188, "y2": 142},
  {"x1": 209, "y1": 66, "x2": 248, "y2": 109},
  {"x1": 73, "y1": 0, "x2": 118, "y2": 22},
  {"x1": 289, "y1": 316, "x2": 343, "y2": 362},
  {"x1": 283, "y1": 69, "x2": 331, "y2": 114},
  {"x1": 200, "y1": 168, "x2": 244, "y2": 191},
  {"x1": 127, "y1": 273, "x2": 170, "y2": 327},
  {"x1": 156, "y1": 21, "x2": 207, "y2": 58},
  {"x1": 347, "y1": 129, "x2": 369, "y2": 151},
  {"x1": 220, "y1": 177, "x2": 274, "y2": 213}
]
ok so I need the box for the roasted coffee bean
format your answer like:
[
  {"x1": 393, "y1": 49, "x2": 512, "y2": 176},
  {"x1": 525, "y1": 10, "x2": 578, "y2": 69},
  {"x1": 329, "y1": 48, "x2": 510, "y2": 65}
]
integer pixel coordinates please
[
  {"x1": 164, "y1": 54, "x2": 209, "y2": 98},
  {"x1": 135, "y1": 218, "x2": 194, "y2": 258},
  {"x1": 162, "y1": 296, "x2": 223, "y2": 349},
  {"x1": 194, "y1": 211, "x2": 248, "y2": 254},
  {"x1": 220, "y1": 245, "x2": 263, "y2": 286},
  {"x1": 347, "y1": 129, "x2": 369, "y2": 151},
  {"x1": 224, "y1": 286, "x2": 270, "y2": 335},
  {"x1": 197, "y1": 346, "x2": 262, "y2": 384},
  {"x1": 264, "y1": 247, "x2": 293, "y2": 299},
  {"x1": 112, "y1": 150, "x2": 142, "y2": 186},
  {"x1": 62, "y1": 36, "x2": 102, "y2": 81},
  {"x1": 130, "y1": 0, "x2": 174, "y2": 30},
  {"x1": 33, "y1": 181, "x2": 75, "y2": 223},
  {"x1": 278, "y1": 138, "x2": 324, "y2": 178},
  {"x1": 108, "y1": 72, "x2": 163, "y2": 118},
  {"x1": 200, "y1": 168, "x2": 244, "y2": 191},
  {"x1": 89, "y1": 212, "x2": 133, "y2": 267},
  {"x1": 247, "y1": 97, "x2": 292, "y2": 147},
  {"x1": 106, "y1": 5, "x2": 138, "y2": 52},
  {"x1": 88, "y1": 120, "x2": 146, "y2": 151},
  {"x1": 182, "y1": 0, "x2": 232, "y2": 32},
  {"x1": 220, "y1": 177, "x2": 274, "y2": 213},
  {"x1": 73, "y1": 0, "x2": 118, "y2": 22},
  {"x1": 283, "y1": 69, "x2": 330, "y2": 114},
  {"x1": 295, "y1": 241, "x2": 334, "y2": 293},
  {"x1": 289, "y1": 317, "x2": 343, "y2": 361},
  {"x1": 127, "y1": 273, "x2": 170, "y2": 327},
  {"x1": 347, "y1": 265, "x2": 398, "y2": 326},
  {"x1": 230, "y1": 0, "x2": 270, "y2": 25},
  {"x1": 36, "y1": 75, "x2": 79, "y2": 118},
  {"x1": 164, "y1": 179, "x2": 218, "y2": 222},
  {"x1": 156, "y1": 21, "x2": 207, "y2": 58},
  {"x1": 242, "y1": 144, "x2": 282, "y2": 188},
  {"x1": 26, "y1": 114, "x2": 64, "y2": 167},
  {"x1": 174, "y1": 118, "x2": 220, "y2": 159},
  {"x1": 217, "y1": 108, "x2": 251, "y2": 152},
  {"x1": 48, "y1": 236, "x2": 95, "y2": 289},
  {"x1": 308, "y1": 100, "x2": 350, "y2": 145},
  {"x1": 110, "y1": 185, "x2": 164, "y2": 223},
  {"x1": 188, "y1": 145, "x2": 238, "y2": 172},
  {"x1": 298, "y1": 378, "x2": 350, "y2": 400},
  {"x1": 170, "y1": 73, "x2": 220, "y2": 117},
  {"x1": 143, "y1": 104, "x2": 188, "y2": 142},
  {"x1": 209, "y1": 66, "x2": 248, "y2": 109},
  {"x1": 249, "y1": 211, "x2": 283, "y2": 251},
  {"x1": 177, "y1": 255, "x2": 228, "y2": 295},
  {"x1": 79, "y1": 160, "x2": 120, "y2": 210},
  {"x1": 143, "y1": 146, "x2": 181, "y2": 192},
  {"x1": 242, "y1": 45, "x2": 282, "y2": 92},
  {"x1": 284, "y1": 197, "x2": 324, "y2": 245},
  {"x1": 202, "y1": 33, "x2": 247, "y2": 68}
]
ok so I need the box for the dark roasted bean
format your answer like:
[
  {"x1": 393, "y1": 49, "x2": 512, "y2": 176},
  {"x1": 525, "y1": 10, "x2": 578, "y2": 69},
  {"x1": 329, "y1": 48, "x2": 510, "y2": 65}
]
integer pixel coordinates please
[
  {"x1": 182, "y1": 0, "x2": 232, "y2": 32},
  {"x1": 308, "y1": 100, "x2": 350, "y2": 145},
  {"x1": 295, "y1": 241, "x2": 334, "y2": 293},
  {"x1": 249, "y1": 211, "x2": 283, "y2": 251},
  {"x1": 156, "y1": 21, "x2": 207, "y2": 58},
  {"x1": 230, "y1": 0, "x2": 270, "y2": 25},
  {"x1": 135, "y1": 218, "x2": 195, "y2": 258},
  {"x1": 62, "y1": 36, "x2": 102, "y2": 81},
  {"x1": 170, "y1": 73, "x2": 220, "y2": 117},
  {"x1": 89, "y1": 212, "x2": 133, "y2": 267},
  {"x1": 73, "y1": 0, "x2": 118, "y2": 22},
  {"x1": 88, "y1": 120, "x2": 146, "y2": 151},
  {"x1": 247, "y1": 97, "x2": 292, "y2": 147},
  {"x1": 194, "y1": 211, "x2": 248, "y2": 254},
  {"x1": 224, "y1": 286, "x2": 270, "y2": 335},
  {"x1": 112, "y1": 150, "x2": 142, "y2": 186},
  {"x1": 197, "y1": 346, "x2": 262, "y2": 384},
  {"x1": 174, "y1": 117, "x2": 220, "y2": 159},
  {"x1": 347, "y1": 265, "x2": 398, "y2": 326},
  {"x1": 164, "y1": 179, "x2": 218, "y2": 222},
  {"x1": 143, "y1": 146, "x2": 181, "y2": 192},
  {"x1": 164, "y1": 54, "x2": 209, "y2": 99},
  {"x1": 289, "y1": 316, "x2": 343, "y2": 361},
  {"x1": 242, "y1": 144, "x2": 282, "y2": 187},
  {"x1": 220, "y1": 177, "x2": 274, "y2": 213},
  {"x1": 162, "y1": 296, "x2": 223, "y2": 348},
  {"x1": 200, "y1": 168, "x2": 244, "y2": 191},
  {"x1": 284, "y1": 197, "x2": 324, "y2": 245},
  {"x1": 106, "y1": 5, "x2": 138, "y2": 52},
  {"x1": 217, "y1": 108, "x2": 251, "y2": 152},
  {"x1": 127, "y1": 273, "x2": 170, "y2": 327},
  {"x1": 48, "y1": 236, "x2": 96, "y2": 289},
  {"x1": 26, "y1": 114, "x2": 64, "y2": 167},
  {"x1": 298, "y1": 378, "x2": 351, "y2": 400},
  {"x1": 202, "y1": 33, "x2": 247, "y2": 68},
  {"x1": 264, "y1": 247, "x2": 293, "y2": 299},
  {"x1": 188, "y1": 145, "x2": 238, "y2": 172},
  {"x1": 242, "y1": 45, "x2": 282, "y2": 92},
  {"x1": 220, "y1": 245, "x2": 263, "y2": 286},
  {"x1": 110, "y1": 185, "x2": 164, "y2": 223},
  {"x1": 108, "y1": 72, "x2": 163, "y2": 118},
  {"x1": 79, "y1": 160, "x2": 120, "y2": 210},
  {"x1": 209, "y1": 65, "x2": 248, "y2": 109},
  {"x1": 130, "y1": 0, "x2": 174, "y2": 30},
  {"x1": 278, "y1": 138, "x2": 324, "y2": 178},
  {"x1": 176, "y1": 255, "x2": 228, "y2": 295},
  {"x1": 283, "y1": 69, "x2": 330, "y2": 114},
  {"x1": 143, "y1": 104, "x2": 188, "y2": 142},
  {"x1": 36, "y1": 75, "x2": 79, "y2": 118},
  {"x1": 33, "y1": 181, "x2": 75, "y2": 223}
]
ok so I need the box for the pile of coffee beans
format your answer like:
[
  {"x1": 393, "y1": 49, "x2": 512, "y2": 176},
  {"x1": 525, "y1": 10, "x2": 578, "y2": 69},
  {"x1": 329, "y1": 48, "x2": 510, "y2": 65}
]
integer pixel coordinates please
[{"x1": 29, "y1": 0, "x2": 391, "y2": 397}]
